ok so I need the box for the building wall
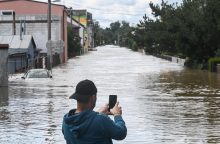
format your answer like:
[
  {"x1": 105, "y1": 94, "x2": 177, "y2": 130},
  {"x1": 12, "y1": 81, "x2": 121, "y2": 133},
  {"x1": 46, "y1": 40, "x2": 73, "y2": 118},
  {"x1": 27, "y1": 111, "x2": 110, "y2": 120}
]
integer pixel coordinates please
[
  {"x1": 0, "y1": 0, "x2": 68, "y2": 62},
  {"x1": 63, "y1": 11, "x2": 68, "y2": 62},
  {"x1": 72, "y1": 20, "x2": 84, "y2": 46},
  {"x1": 0, "y1": 15, "x2": 61, "y2": 50},
  {"x1": 83, "y1": 30, "x2": 88, "y2": 48},
  {"x1": 0, "y1": 0, "x2": 63, "y2": 16},
  {"x1": 8, "y1": 55, "x2": 26, "y2": 74},
  {"x1": 8, "y1": 43, "x2": 36, "y2": 74},
  {"x1": 79, "y1": 27, "x2": 84, "y2": 46},
  {"x1": 87, "y1": 25, "x2": 94, "y2": 48},
  {"x1": 72, "y1": 10, "x2": 94, "y2": 50}
]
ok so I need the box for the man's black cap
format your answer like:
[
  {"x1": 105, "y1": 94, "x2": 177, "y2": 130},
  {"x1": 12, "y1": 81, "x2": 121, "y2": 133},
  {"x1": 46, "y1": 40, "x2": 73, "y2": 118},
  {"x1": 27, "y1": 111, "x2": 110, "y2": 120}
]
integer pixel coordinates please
[{"x1": 69, "y1": 79, "x2": 97, "y2": 102}]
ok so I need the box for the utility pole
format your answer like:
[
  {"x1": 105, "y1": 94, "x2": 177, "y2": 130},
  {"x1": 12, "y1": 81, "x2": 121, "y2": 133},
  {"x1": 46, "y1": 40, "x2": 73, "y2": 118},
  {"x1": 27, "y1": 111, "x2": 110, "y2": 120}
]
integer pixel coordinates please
[
  {"x1": 48, "y1": 0, "x2": 51, "y2": 41},
  {"x1": 0, "y1": 44, "x2": 9, "y2": 87},
  {"x1": 47, "y1": 0, "x2": 61, "y2": 71},
  {"x1": 47, "y1": 0, "x2": 52, "y2": 71}
]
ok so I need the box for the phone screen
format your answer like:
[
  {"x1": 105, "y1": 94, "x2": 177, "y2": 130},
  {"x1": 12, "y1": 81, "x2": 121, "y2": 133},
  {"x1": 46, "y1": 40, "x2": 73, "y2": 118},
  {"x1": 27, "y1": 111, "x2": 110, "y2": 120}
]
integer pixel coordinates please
[{"x1": 109, "y1": 95, "x2": 117, "y2": 111}]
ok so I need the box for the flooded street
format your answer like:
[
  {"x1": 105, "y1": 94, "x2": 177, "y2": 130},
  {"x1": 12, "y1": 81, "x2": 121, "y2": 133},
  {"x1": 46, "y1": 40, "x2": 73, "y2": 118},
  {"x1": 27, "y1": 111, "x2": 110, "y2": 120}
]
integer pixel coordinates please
[{"x1": 1, "y1": 45, "x2": 220, "y2": 144}]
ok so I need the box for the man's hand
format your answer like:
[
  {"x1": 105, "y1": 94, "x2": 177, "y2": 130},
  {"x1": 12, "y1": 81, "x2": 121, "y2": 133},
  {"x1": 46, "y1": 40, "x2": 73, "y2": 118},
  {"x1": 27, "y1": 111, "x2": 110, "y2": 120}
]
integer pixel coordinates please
[
  {"x1": 110, "y1": 102, "x2": 122, "y2": 116},
  {"x1": 98, "y1": 104, "x2": 111, "y2": 115}
]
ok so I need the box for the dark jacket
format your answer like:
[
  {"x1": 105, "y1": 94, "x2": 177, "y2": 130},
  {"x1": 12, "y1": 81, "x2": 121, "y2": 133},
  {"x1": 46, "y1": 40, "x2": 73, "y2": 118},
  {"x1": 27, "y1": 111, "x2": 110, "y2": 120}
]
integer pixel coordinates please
[{"x1": 62, "y1": 109, "x2": 127, "y2": 144}]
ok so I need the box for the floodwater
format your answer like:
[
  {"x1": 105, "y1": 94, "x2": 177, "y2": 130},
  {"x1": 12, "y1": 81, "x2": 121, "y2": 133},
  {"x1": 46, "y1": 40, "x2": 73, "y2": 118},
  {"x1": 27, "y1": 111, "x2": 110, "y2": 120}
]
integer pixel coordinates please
[{"x1": 1, "y1": 45, "x2": 220, "y2": 144}]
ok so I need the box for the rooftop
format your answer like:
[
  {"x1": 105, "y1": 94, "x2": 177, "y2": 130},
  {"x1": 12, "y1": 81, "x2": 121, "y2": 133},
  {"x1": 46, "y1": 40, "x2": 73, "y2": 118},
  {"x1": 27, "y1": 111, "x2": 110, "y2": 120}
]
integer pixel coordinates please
[{"x1": 0, "y1": 35, "x2": 36, "y2": 55}]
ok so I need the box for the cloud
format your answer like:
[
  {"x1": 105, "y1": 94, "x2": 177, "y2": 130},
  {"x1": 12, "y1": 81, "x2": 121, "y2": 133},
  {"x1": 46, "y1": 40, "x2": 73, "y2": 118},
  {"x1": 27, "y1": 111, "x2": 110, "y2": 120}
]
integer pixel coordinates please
[
  {"x1": 38, "y1": 0, "x2": 181, "y2": 28},
  {"x1": 83, "y1": 0, "x2": 114, "y2": 6},
  {"x1": 117, "y1": 0, "x2": 136, "y2": 6}
]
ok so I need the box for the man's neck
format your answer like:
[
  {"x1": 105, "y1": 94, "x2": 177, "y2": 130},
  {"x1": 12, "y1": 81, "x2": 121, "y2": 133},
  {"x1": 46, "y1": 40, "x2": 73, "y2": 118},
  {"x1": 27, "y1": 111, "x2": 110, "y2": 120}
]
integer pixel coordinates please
[{"x1": 76, "y1": 103, "x2": 91, "y2": 113}]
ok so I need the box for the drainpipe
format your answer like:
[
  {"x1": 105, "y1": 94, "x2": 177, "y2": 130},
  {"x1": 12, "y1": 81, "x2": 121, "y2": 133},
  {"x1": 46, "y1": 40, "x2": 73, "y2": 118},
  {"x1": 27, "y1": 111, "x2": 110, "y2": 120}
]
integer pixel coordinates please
[
  {"x1": 13, "y1": 11, "x2": 16, "y2": 35},
  {"x1": 24, "y1": 20, "x2": 26, "y2": 35},
  {"x1": 20, "y1": 20, "x2": 22, "y2": 40}
]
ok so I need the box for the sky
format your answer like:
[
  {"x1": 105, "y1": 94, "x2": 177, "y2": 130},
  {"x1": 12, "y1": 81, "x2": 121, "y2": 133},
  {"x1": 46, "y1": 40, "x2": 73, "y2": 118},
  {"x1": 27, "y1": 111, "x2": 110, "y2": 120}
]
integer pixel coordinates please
[{"x1": 38, "y1": 0, "x2": 182, "y2": 28}]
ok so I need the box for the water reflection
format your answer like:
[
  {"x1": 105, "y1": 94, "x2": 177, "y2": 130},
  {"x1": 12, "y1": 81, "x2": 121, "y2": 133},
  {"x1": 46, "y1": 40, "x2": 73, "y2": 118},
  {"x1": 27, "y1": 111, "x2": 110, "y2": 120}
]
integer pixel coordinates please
[
  {"x1": 0, "y1": 87, "x2": 9, "y2": 121},
  {"x1": 137, "y1": 69, "x2": 220, "y2": 143},
  {"x1": 150, "y1": 69, "x2": 220, "y2": 96},
  {"x1": 0, "y1": 87, "x2": 8, "y2": 107}
]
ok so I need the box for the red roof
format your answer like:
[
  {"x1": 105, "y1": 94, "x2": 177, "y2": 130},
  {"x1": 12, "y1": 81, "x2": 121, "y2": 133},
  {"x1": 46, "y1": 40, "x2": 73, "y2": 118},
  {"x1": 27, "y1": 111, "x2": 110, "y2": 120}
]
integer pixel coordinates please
[
  {"x1": 0, "y1": 0, "x2": 67, "y2": 15},
  {"x1": 0, "y1": 0, "x2": 65, "y2": 7}
]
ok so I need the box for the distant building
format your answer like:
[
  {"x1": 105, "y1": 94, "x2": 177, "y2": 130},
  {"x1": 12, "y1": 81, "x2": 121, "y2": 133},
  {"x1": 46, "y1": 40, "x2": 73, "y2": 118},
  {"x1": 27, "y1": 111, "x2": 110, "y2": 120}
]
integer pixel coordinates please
[
  {"x1": 0, "y1": 35, "x2": 38, "y2": 74},
  {"x1": 0, "y1": 0, "x2": 68, "y2": 63},
  {"x1": 72, "y1": 10, "x2": 95, "y2": 51},
  {"x1": 67, "y1": 17, "x2": 85, "y2": 53}
]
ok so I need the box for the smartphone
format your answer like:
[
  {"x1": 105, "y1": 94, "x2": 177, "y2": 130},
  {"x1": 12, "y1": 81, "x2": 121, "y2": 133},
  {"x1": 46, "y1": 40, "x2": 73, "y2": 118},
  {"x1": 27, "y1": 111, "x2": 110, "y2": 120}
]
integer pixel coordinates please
[{"x1": 108, "y1": 95, "x2": 117, "y2": 111}]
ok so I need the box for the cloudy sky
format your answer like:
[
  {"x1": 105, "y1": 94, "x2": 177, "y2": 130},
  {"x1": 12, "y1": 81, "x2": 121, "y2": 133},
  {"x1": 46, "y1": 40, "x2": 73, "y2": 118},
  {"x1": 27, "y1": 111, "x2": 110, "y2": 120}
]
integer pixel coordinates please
[{"x1": 39, "y1": 0, "x2": 182, "y2": 28}]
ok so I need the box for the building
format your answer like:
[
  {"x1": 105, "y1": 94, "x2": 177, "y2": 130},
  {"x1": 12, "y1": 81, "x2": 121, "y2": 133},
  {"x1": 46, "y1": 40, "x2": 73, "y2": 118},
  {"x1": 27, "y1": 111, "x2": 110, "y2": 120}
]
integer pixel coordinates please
[
  {"x1": 0, "y1": 35, "x2": 38, "y2": 74},
  {"x1": 0, "y1": 0, "x2": 68, "y2": 63},
  {"x1": 72, "y1": 10, "x2": 95, "y2": 51},
  {"x1": 67, "y1": 16, "x2": 85, "y2": 53}
]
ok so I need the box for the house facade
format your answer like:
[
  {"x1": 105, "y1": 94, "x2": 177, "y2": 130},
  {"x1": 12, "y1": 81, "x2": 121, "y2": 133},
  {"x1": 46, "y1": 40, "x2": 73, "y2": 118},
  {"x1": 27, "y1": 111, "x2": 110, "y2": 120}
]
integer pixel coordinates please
[
  {"x1": 0, "y1": 0, "x2": 68, "y2": 63},
  {"x1": 0, "y1": 35, "x2": 38, "y2": 74},
  {"x1": 72, "y1": 10, "x2": 95, "y2": 51},
  {"x1": 67, "y1": 16, "x2": 85, "y2": 53}
]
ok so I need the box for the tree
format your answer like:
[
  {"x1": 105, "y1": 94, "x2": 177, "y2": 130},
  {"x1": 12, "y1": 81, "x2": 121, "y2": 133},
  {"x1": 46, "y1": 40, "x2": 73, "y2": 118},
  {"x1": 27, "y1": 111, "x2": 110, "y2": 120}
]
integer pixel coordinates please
[
  {"x1": 67, "y1": 26, "x2": 81, "y2": 58},
  {"x1": 135, "y1": 0, "x2": 220, "y2": 68},
  {"x1": 95, "y1": 21, "x2": 134, "y2": 47}
]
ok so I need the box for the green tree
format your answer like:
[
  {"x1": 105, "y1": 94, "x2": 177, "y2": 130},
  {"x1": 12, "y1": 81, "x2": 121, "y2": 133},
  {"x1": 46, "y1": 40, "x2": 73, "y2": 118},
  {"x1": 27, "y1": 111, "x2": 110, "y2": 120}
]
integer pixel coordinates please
[
  {"x1": 67, "y1": 26, "x2": 81, "y2": 58},
  {"x1": 135, "y1": 0, "x2": 220, "y2": 68},
  {"x1": 95, "y1": 21, "x2": 134, "y2": 47}
]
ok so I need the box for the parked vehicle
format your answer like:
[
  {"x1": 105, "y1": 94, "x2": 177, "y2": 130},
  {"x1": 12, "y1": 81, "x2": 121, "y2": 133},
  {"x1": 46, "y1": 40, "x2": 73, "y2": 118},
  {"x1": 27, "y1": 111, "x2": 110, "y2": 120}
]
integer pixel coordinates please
[{"x1": 21, "y1": 69, "x2": 52, "y2": 79}]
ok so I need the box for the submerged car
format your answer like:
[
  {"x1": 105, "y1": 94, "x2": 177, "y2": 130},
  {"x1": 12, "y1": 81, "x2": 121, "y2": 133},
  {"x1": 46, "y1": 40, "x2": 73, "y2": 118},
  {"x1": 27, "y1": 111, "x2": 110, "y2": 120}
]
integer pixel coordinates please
[{"x1": 21, "y1": 69, "x2": 52, "y2": 79}]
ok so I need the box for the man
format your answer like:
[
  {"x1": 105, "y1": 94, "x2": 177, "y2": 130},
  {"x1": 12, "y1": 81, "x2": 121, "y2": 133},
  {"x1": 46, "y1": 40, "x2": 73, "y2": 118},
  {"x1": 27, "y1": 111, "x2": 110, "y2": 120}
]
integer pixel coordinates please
[{"x1": 62, "y1": 79, "x2": 127, "y2": 144}]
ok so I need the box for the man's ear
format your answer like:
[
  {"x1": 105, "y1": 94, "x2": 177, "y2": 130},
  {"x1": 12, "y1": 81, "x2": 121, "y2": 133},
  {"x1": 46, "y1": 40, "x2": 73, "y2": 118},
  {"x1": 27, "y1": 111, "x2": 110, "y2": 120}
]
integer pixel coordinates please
[
  {"x1": 90, "y1": 95, "x2": 96, "y2": 102},
  {"x1": 92, "y1": 95, "x2": 96, "y2": 100},
  {"x1": 89, "y1": 95, "x2": 95, "y2": 102}
]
